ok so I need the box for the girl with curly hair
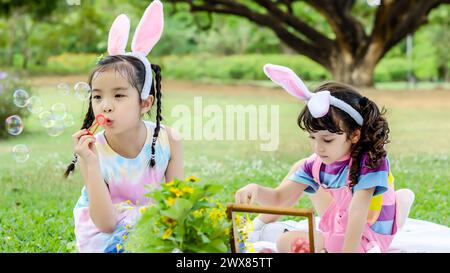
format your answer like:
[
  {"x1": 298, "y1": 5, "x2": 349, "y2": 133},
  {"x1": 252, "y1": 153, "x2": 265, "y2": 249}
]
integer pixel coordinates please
[{"x1": 235, "y1": 64, "x2": 414, "y2": 253}]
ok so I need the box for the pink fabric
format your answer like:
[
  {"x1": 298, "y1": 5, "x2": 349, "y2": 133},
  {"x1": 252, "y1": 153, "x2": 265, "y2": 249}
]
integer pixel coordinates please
[
  {"x1": 108, "y1": 14, "x2": 130, "y2": 55},
  {"x1": 312, "y1": 155, "x2": 396, "y2": 253}
]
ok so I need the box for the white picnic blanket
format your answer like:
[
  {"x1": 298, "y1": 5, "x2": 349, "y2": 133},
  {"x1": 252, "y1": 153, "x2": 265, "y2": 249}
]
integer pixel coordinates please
[{"x1": 246, "y1": 217, "x2": 450, "y2": 253}]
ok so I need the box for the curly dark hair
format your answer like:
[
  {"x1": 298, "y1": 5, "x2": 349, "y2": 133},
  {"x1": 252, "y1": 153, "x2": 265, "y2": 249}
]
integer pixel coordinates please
[
  {"x1": 64, "y1": 55, "x2": 163, "y2": 178},
  {"x1": 298, "y1": 82, "x2": 390, "y2": 187}
]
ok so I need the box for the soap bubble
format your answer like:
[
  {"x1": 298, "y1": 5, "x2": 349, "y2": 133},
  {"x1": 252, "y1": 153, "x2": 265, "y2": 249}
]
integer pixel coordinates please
[
  {"x1": 39, "y1": 111, "x2": 56, "y2": 128},
  {"x1": 51, "y1": 103, "x2": 67, "y2": 121},
  {"x1": 57, "y1": 82, "x2": 70, "y2": 96},
  {"x1": 13, "y1": 89, "x2": 30, "y2": 108},
  {"x1": 63, "y1": 113, "x2": 75, "y2": 128},
  {"x1": 0, "y1": 72, "x2": 7, "y2": 80},
  {"x1": 5, "y1": 115, "x2": 24, "y2": 136},
  {"x1": 12, "y1": 144, "x2": 29, "y2": 163},
  {"x1": 27, "y1": 96, "x2": 44, "y2": 114},
  {"x1": 74, "y1": 82, "x2": 91, "y2": 101},
  {"x1": 47, "y1": 121, "x2": 65, "y2": 137}
]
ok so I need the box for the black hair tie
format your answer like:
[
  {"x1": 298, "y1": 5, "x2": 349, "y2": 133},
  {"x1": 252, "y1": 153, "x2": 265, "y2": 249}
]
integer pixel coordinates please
[
  {"x1": 360, "y1": 96, "x2": 369, "y2": 107},
  {"x1": 71, "y1": 154, "x2": 78, "y2": 165}
]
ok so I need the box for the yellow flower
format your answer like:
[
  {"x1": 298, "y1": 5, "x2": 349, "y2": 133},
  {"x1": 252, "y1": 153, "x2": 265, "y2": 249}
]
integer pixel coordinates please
[
  {"x1": 166, "y1": 197, "x2": 176, "y2": 206},
  {"x1": 122, "y1": 235, "x2": 128, "y2": 240},
  {"x1": 162, "y1": 228, "x2": 173, "y2": 240},
  {"x1": 181, "y1": 186, "x2": 194, "y2": 194},
  {"x1": 185, "y1": 175, "x2": 200, "y2": 183},
  {"x1": 125, "y1": 224, "x2": 131, "y2": 230},
  {"x1": 162, "y1": 216, "x2": 176, "y2": 226},
  {"x1": 170, "y1": 187, "x2": 183, "y2": 197},
  {"x1": 166, "y1": 181, "x2": 175, "y2": 187},
  {"x1": 125, "y1": 200, "x2": 132, "y2": 205},
  {"x1": 139, "y1": 207, "x2": 148, "y2": 214},
  {"x1": 245, "y1": 242, "x2": 255, "y2": 253},
  {"x1": 215, "y1": 202, "x2": 224, "y2": 210},
  {"x1": 235, "y1": 214, "x2": 241, "y2": 225},
  {"x1": 116, "y1": 244, "x2": 123, "y2": 251},
  {"x1": 209, "y1": 208, "x2": 225, "y2": 223},
  {"x1": 193, "y1": 210, "x2": 203, "y2": 218}
]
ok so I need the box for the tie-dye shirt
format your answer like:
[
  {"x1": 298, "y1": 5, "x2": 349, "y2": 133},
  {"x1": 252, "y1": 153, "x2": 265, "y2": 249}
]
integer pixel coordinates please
[
  {"x1": 289, "y1": 153, "x2": 396, "y2": 235},
  {"x1": 73, "y1": 121, "x2": 171, "y2": 253}
]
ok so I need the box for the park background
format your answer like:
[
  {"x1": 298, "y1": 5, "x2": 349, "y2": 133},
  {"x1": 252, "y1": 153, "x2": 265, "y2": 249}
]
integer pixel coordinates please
[{"x1": 0, "y1": 0, "x2": 449, "y2": 252}]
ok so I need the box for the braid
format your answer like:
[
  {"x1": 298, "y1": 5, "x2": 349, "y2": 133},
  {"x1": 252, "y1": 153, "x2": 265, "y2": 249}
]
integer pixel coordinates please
[
  {"x1": 149, "y1": 64, "x2": 163, "y2": 168},
  {"x1": 64, "y1": 100, "x2": 95, "y2": 178}
]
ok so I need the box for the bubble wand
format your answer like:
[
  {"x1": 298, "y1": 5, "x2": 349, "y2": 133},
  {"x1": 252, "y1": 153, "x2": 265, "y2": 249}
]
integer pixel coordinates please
[{"x1": 85, "y1": 114, "x2": 108, "y2": 136}]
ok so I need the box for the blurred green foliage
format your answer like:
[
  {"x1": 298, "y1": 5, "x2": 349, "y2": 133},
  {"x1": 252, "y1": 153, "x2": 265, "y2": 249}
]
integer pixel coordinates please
[
  {"x1": 0, "y1": 1, "x2": 448, "y2": 82},
  {"x1": 159, "y1": 54, "x2": 330, "y2": 81},
  {"x1": 0, "y1": 71, "x2": 31, "y2": 139}
]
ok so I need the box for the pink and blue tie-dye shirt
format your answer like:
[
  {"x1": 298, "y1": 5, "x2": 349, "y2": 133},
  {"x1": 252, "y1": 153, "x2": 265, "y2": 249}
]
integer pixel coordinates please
[
  {"x1": 73, "y1": 121, "x2": 171, "y2": 253},
  {"x1": 289, "y1": 153, "x2": 396, "y2": 236}
]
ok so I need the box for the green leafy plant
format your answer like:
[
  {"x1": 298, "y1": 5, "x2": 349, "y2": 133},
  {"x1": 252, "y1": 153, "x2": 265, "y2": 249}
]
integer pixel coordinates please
[{"x1": 125, "y1": 176, "x2": 231, "y2": 253}]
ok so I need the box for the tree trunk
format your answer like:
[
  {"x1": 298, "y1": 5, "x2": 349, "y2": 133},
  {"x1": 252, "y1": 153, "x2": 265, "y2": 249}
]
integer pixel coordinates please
[
  {"x1": 350, "y1": 64, "x2": 376, "y2": 87},
  {"x1": 329, "y1": 49, "x2": 377, "y2": 87},
  {"x1": 330, "y1": 62, "x2": 376, "y2": 87}
]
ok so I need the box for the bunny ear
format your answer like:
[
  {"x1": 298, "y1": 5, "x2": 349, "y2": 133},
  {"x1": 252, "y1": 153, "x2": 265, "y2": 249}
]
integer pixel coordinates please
[
  {"x1": 263, "y1": 64, "x2": 312, "y2": 100},
  {"x1": 108, "y1": 14, "x2": 131, "y2": 56},
  {"x1": 131, "y1": 0, "x2": 164, "y2": 56}
]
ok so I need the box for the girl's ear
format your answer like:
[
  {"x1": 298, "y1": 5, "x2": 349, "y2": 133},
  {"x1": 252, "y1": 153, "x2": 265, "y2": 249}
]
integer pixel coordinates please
[
  {"x1": 350, "y1": 129, "x2": 361, "y2": 144},
  {"x1": 108, "y1": 14, "x2": 131, "y2": 55},
  {"x1": 141, "y1": 95, "x2": 154, "y2": 115},
  {"x1": 131, "y1": 0, "x2": 164, "y2": 56},
  {"x1": 263, "y1": 64, "x2": 312, "y2": 100}
]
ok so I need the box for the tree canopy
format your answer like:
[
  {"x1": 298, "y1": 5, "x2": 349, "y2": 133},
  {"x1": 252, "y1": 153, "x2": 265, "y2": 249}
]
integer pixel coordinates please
[{"x1": 168, "y1": 0, "x2": 449, "y2": 86}]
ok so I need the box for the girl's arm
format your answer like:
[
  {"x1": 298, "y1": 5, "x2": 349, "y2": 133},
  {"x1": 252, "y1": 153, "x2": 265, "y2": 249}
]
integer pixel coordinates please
[
  {"x1": 254, "y1": 181, "x2": 308, "y2": 206},
  {"x1": 73, "y1": 130, "x2": 117, "y2": 233},
  {"x1": 165, "y1": 126, "x2": 184, "y2": 182},
  {"x1": 258, "y1": 159, "x2": 306, "y2": 223},
  {"x1": 235, "y1": 160, "x2": 308, "y2": 208},
  {"x1": 79, "y1": 157, "x2": 117, "y2": 233},
  {"x1": 342, "y1": 187, "x2": 375, "y2": 252}
]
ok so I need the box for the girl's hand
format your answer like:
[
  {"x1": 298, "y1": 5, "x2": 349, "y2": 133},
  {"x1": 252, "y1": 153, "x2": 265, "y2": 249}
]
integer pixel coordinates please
[
  {"x1": 72, "y1": 129, "x2": 99, "y2": 164},
  {"x1": 290, "y1": 237, "x2": 310, "y2": 253},
  {"x1": 235, "y1": 183, "x2": 259, "y2": 205}
]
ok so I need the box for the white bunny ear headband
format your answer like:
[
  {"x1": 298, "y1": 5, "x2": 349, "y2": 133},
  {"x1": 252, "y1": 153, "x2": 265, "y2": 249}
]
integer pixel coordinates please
[
  {"x1": 107, "y1": 0, "x2": 164, "y2": 100},
  {"x1": 263, "y1": 64, "x2": 364, "y2": 126}
]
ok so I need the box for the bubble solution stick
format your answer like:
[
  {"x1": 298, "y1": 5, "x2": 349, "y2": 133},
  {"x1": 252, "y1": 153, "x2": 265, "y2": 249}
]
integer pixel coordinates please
[{"x1": 85, "y1": 114, "x2": 108, "y2": 136}]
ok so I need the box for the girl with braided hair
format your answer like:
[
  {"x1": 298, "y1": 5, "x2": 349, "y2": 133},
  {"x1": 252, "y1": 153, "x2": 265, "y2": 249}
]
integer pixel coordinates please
[
  {"x1": 235, "y1": 64, "x2": 414, "y2": 253},
  {"x1": 65, "y1": 1, "x2": 183, "y2": 252}
]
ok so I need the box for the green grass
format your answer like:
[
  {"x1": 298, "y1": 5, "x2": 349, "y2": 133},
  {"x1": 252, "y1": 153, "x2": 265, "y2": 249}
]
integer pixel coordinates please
[{"x1": 0, "y1": 79, "x2": 449, "y2": 252}]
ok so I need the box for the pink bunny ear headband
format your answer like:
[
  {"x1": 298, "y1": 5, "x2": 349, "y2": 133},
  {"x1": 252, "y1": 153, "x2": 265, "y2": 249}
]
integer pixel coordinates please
[
  {"x1": 263, "y1": 64, "x2": 364, "y2": 126},
  {"x1": 107, "y1": 0, "x2": 164, "y2": 100}
]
